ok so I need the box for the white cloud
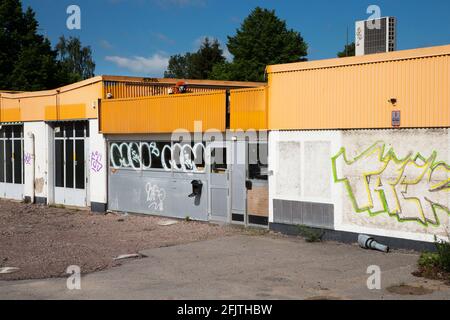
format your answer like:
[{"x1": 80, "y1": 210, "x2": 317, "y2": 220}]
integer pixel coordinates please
[
  {"x1": 105, "y1": 53, "x2": 169, "y2": 76},
  {"x1": 223, "y1": 47, "x2": 233, "y2": 62}
]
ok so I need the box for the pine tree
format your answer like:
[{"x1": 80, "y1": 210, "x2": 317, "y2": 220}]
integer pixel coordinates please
[{"x1": 164, "y1": 38, "x2": 225, "y2": 79}]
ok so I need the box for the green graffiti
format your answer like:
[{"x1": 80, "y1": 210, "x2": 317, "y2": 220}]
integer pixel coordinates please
[{"x1": 332, "y1": 141, "x2": 450, "y2": 227}]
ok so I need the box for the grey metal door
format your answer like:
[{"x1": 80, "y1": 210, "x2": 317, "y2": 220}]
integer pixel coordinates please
[
  {"x1": 207, "y1": 142, "x2": 231, "y2": 222},
  {"x1": 54, "y1": 122, "x2": 88, "y2": 207},
  {"x1": 231, "y1": 140, "x2": 247, "y2": 222}
]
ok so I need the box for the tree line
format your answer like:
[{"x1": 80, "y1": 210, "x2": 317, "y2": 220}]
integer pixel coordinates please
[
  {"x1": 0, "y1": 0, "x2": 95, "y2": 91},
  {"x1": 164, "y1": 7, "x2": 308, "y2": 82}
]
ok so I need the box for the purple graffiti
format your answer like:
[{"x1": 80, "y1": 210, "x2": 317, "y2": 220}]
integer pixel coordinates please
[
  {"x1": 90, "y1": 151, "x2": 103, "y2": 173},
  {"x1": 24, "y1": 153, "x2": 32, "y2": 165}
]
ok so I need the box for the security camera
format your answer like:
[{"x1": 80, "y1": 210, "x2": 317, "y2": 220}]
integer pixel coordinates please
[{"x1": 388, "y1": 98, "x2": 397, "y2": 105}]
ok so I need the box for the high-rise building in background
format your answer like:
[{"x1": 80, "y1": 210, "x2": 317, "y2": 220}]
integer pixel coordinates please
[{"x1": 355, "y1": 17, "x2": 396, "y2": 56}]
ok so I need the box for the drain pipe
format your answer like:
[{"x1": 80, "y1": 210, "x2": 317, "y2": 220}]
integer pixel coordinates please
[
  {"x1": 358, "y1": 234, "x2": 389, "y2": 253},
  {"x1": 27, "y1": 132, "x2": 35, "y2": 204}
]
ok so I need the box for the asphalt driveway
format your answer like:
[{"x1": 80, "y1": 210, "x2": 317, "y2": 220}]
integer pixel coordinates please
[{"x1": 1, "y1": 234, "x2": 449, "y2": 300}]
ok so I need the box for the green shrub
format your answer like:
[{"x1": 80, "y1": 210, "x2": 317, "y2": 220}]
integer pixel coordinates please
[
  {"x1": 418, "y1": 252, "x2": 440, "y2": 269},
  {"x1": 418, "y1": 235, "x2": 450, "y2": 274},
  {"x1": 435, "y1": 236, "x2": 450, "y2": 272},
  {"x1": 297, "y1": 225, "x2": 324, "y2": 243}
]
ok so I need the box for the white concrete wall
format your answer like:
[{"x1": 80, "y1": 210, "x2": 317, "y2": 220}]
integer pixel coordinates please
[
  {"x1": 23, "y1": 122, "x2": 51, "y2": 201},
  {"x1": 269, "y1": 130, "x2": 342, "y2": 224},
  {"x1": 269, "y1": 129, "x2": 450, "y2": 243},
  {"x1": 88, "y1": 119, "x2": 107, "y2": 206}
]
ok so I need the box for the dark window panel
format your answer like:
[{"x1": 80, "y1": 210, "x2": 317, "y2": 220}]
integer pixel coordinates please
[
  {"x1": 65, "y1": 123, "x2": 74, "y2": 138},
  {"x1": 5, "y1": 127, "x2": 12, "y2": 139},
  {"x1": 13, "y1": 140, "x2": 22, "y2": 184},
  {"x1": 141, "y1": 143, "x2": 151, "y2": 168},
  {"x1": 211, "y1": 147, "x2": 227, "y2": 172},
  {"x1": 151, "y1": 142, "x2": 171, "y2": 169},
  {"x1": 75, "y1": 122, "x2": 85, "y2": 137},
  {"x1": 5, "y1": 140, "x2": 12, "y2": 183},
  {"x1": 110, "y1": 143, "x2": 122, "y2": 168},
  {"x1": 0, "y1": 140, "x2": 4, "y2": 183},
  {"x1": 75, "y1": 140, "x2": 85, "y2": 189},
  {"x1": 248, "y1": 143, "x2": 268, "y2": 181},
  {"x1": 55, "y1": 140, "x2": 64, "y2": 187},
  {"x1": 65, "y1": 140, "x2": 74, "y2": 188},
  {"x1": 13, "y1": 125, "x2": 22, "y2": 138}
]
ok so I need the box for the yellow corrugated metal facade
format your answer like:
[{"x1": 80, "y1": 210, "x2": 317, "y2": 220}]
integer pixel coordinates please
[
  {"x1": 100, "y1": 91, "x2": 227, "y2": 133},
  {"x1": 230, "y1": 87, "x2": 268, "y2": 130},
  {"x1": 267, "y1": 45, "x2": 450, "y2": 130},
  {"x1": 102, "y1": 76, "x2": 264, "y2": 99},
  {"x1": 0, "y1": 76, "x2": 263, "y2": 125},
  {"x1": 103, "y1": 81, "x2": 235, "y2": 99},
  {"x1": 0, "y1": 79, "x2": 103, "y2": 122},
  {"x1": 1, "y1": 45, "x2": 449, "y2": 132}
]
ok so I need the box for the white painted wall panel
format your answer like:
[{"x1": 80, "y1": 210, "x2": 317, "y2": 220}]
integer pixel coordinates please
[
  {"x1": 24, "y1": 122, "x2": 49, "y2": 200},
  {"x1": 88, "y1": 119, "x2": 107, "y2": 205}
]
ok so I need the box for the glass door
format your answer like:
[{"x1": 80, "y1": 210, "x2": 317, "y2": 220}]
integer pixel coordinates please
[{"x1": 54, "y1": 122, "x2": 89, "y2": 207}]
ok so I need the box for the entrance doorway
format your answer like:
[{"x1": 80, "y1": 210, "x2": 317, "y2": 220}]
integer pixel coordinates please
[
  {"x1": 54, "y1": 121, "x2": 89, "y2": 207},
  {"x1": 207, "y1": 142, "x2": 231, "y2": 222}
]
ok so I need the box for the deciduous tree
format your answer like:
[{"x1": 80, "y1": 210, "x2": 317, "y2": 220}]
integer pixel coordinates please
[{"x1": 211, "y1": 7, "x2": 308, "y2": 82}]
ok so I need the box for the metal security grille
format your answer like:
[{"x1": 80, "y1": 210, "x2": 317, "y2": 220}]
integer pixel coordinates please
[
  {"x1": 0, "y1": 125, "x2": 24, "y2": 185},
  {"x1": 54, "y1": 121, "x2": 89, "y2": 190}
]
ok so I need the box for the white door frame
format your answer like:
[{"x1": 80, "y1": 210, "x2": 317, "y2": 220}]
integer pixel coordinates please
[{"x1": 54, "y1": 122, "x2": 88, "y2": 207}]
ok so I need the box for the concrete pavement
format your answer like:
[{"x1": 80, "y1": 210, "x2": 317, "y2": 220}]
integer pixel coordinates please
[{"x1": 1, "y1": 234, "x2": 449, "y2": 300}]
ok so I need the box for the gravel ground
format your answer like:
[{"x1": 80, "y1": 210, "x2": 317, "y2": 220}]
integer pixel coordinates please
[{"x1": 0, "y1": 200, "x2": 237, "y2": 281}]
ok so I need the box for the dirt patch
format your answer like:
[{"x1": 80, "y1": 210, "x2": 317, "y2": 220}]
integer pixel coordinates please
[
  {"x1": 0, "y1": 200, "x2": 238, "y2": 281},
  {"x1": 386, "y1": 284, "x2": 434, "y2": 296},
  {"x1": 413, "y1": 267, "x2": 450, "y2": 286}
]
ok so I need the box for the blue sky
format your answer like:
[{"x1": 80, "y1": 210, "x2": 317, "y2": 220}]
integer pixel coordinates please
[{"x1": 22, "y1": 0, "x2": 450, "y2": 77}]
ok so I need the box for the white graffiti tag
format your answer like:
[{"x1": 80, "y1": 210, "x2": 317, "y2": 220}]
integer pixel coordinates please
[
  {"x1": 110, "y1": 141, "x2": 205, "y2": 172},
  {"x1": 161, "y1": 143, "x2": 205, "y2": 172},
  {"x1": 110, "y1": 142, "x2": 160, "y2": 170},
  {"x1": 145, "y1": 182, "x2": 166, "y2": 212}
]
